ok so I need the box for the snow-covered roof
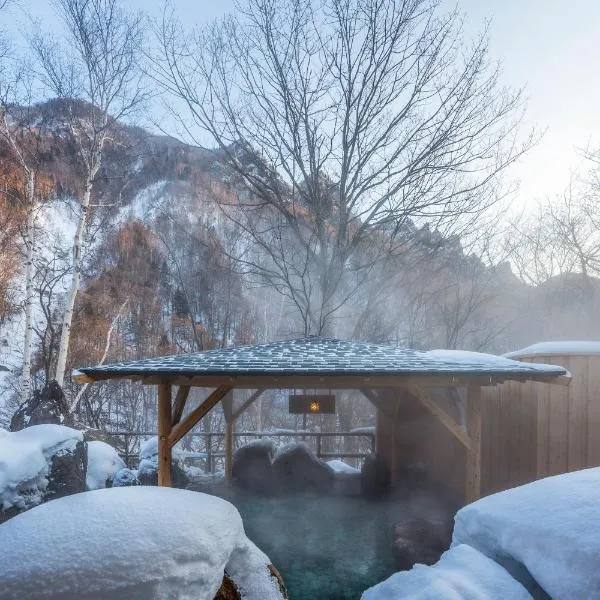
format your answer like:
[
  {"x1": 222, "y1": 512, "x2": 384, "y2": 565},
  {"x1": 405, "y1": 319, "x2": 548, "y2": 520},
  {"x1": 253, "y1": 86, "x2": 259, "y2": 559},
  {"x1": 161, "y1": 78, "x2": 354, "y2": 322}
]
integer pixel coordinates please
[
  {"x1": 505, "y1": 340, "x2": 600, "y2": 358},
  {"x1": 74, "y1": 337, "x2": 567, "y2": 384}
]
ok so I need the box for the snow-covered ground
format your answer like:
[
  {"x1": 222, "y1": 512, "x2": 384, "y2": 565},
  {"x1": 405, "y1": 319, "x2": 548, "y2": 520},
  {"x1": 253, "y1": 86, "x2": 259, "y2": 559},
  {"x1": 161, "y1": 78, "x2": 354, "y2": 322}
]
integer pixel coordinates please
[
  {"x1": 453, "y1": 467, "x2": 600, "y2": 599},
  {"x1": 0, "y1": 425, "x2": 82, "y2": 511},
  {"x1": 361, "y1": 544, "x2": 532, "y2": 600},
  {"x1": 0, "y1": 486, "x2": 286, "y2": 600}
]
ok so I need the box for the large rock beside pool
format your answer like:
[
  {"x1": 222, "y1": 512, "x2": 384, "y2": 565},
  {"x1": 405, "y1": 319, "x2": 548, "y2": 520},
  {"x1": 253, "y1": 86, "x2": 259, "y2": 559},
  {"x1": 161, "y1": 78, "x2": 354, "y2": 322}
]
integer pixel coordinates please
[
  {"x1": 272, "y1": 443, "x2": 334, "y2": 492},
  {"x1": 392, "y1": 517, "x2": 452, "y2": 571},
  {"x1": 360, "y1": 454, "x2": 391, "y2": 499},
  {"x1": 9, "y1": 380, "x2": 69, "y2": 431},
  {"x1": 232, "y1": 438, "x2": 276, "y2": 494},
  {"x1": 0, "y1": 424, "x2": 86, "y2": 521}
]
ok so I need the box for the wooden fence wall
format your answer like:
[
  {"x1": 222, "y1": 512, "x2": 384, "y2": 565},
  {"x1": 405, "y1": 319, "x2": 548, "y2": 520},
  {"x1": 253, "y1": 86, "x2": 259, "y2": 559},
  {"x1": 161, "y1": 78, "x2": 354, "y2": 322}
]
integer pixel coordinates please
[
  {"x1": 484, "y1": 354, "x2": 600, "y2": 490},
  {"x1": 376, "y1": 355, "x2": 600, "y2": 501}
]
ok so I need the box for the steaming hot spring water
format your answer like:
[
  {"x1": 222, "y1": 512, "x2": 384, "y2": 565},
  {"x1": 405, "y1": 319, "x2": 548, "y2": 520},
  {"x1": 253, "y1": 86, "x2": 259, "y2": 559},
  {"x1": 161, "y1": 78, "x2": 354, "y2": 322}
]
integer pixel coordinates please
[{"x1": 193, "y1": 471, "x2": 456, "y2": 599}]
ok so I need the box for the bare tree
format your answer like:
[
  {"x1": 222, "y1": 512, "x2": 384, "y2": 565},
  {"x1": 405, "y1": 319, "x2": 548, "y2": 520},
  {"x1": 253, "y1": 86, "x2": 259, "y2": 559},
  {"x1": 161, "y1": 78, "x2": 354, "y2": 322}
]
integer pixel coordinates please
[
  {"x1": 152, "y1": 0, "x2": 533, "y2": 336},
  {"x1": 32, "y1": 0, "x2": 145, "y2": 387},
  {"x1": 508, "y1": 178, "x2": 600, "y2": 291},
  {"x1": 0, "y1": 64, "x2": 58, "y2": 403}
]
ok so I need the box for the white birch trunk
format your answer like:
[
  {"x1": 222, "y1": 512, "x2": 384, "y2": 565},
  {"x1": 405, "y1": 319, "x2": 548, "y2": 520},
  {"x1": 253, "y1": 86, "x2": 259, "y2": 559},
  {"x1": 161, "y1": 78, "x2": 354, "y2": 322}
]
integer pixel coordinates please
[
  {"x1": 54, "y1": 179, "x2": 92, "y2": 387},
  {"x1": 21, "y1": 170, "x2": 36, "y2": 404},
  {"x1": 69, "y1": 298, "x2": 128, "y2": 413}
]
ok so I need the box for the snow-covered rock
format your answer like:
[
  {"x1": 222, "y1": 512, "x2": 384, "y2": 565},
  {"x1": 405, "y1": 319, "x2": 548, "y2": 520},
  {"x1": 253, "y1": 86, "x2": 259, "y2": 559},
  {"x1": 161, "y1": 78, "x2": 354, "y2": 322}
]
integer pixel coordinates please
[
  {"x1": 9, "y1": 381, "x2": 69, "y2": 431},
  {"x1": 361, "y1": 544, "x2": 532, "y2": 600},
  {"x1": 272, "y1": 442, "x2": 334, "y2": 492},
  {"x1": 360, "y1": 454, "x2": 391, "y2": 499},
  {"x1": 112, "y1": 467, "x2": 139, "y2": 487},
  {"x1": 137, "y1": 436, "x2": 188, "y2": 488},
  {"x1": 0, "y1": 425, "x2": 85, "y2": 513},
  {"x1": 232, "y1": 438, "x2": 276, "y2": 494},
  {"x1": 0, "y1": 487, "x2": 286, "y2": 599},
  {"x1": 453, "y1": 467, "x2": 600, "y2": 599},
  {"x1": 86, "y1": 441, "x2": 126, "y2": 490}
]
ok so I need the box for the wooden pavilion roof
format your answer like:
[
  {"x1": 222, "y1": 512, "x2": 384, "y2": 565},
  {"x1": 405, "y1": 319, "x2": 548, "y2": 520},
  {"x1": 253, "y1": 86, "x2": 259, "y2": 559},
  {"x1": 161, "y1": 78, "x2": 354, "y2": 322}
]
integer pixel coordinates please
[{"x1": 73, "y1": 337, "x2": 569, "y2": 388}]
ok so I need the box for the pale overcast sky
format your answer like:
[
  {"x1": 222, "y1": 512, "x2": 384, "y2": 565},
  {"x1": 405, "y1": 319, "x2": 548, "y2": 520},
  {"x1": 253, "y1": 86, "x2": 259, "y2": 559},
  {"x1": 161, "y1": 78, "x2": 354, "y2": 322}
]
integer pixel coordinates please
[{"x1": 13, "y1": 0, "x2": 600, "y2": 207}]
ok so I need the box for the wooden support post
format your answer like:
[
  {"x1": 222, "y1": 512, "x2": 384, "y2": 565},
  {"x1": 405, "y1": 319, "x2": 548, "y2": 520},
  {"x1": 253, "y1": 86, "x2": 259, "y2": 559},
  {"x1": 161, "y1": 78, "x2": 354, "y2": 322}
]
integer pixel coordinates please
[
  {"x1": 466, "y1": 384, "x2": 482, "y2": 503},
  {"x1": 390, "y1": 402, "x2": 398, "y2": 486},
  {"x1": 158, "y1": 383, "x2": 172, "y2": 487},
  {"x1": 225, "y1": 421, "x2": 234, "y2": 480},
  {"x1": 223, "y1": 392, "x2": 234, "y2": 482}
]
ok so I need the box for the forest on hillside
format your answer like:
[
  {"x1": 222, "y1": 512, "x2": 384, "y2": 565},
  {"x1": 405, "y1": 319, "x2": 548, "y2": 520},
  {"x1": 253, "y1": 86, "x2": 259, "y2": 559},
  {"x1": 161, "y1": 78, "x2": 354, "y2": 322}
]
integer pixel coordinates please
[{"x1": 1, "y1": 0, "x2": 600, "y2": 452}]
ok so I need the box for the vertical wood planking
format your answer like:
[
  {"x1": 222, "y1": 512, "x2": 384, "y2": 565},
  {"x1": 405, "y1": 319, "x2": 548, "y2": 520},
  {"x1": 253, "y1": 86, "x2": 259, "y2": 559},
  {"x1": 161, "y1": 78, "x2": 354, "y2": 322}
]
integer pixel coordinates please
[
  {"x1": 465, "y1": 385, "x2": 482, "y2": 503},
  {"x1": 486, "y1": 382, "x2": 502, "y2": 494},
  {"x1": 157, "y1": 383, "x2": 172, "y2": 487},
  {"x1": 525, "y1": 379, "x2": 538, "y2": 482},
  {"x1": 536, "y1": 360, "x2": 551, "y2": 479},
  {"x1": 481, "y1": 386, "x2": 492, "y2": 495},
  {"x1": 548, "y1": 355, "x2": 569, "y2": 475},
  {"x1": 587, "y1": 356, "x2": 600, "y2": 467},
  {"x1": 567, "y1": 358, "x2": 588, "y2": 471},
  {"x1": 498, "y1": 382, "x2": 510, "y2": 491}
]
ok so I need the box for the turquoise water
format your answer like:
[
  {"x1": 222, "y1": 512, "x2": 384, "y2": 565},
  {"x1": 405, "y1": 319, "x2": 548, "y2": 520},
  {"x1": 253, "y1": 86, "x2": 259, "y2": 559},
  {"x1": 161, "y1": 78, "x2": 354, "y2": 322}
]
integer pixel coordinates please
[{"x1": 218, "y1": 490, "x2": 404, "y2": 600}]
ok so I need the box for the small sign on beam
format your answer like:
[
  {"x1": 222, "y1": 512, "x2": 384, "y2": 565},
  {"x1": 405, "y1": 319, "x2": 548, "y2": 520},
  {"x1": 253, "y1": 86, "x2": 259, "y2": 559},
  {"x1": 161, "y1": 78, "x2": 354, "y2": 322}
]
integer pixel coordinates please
[{"x1": 289, "y1": 394, "x2": 336, "y2": 414}]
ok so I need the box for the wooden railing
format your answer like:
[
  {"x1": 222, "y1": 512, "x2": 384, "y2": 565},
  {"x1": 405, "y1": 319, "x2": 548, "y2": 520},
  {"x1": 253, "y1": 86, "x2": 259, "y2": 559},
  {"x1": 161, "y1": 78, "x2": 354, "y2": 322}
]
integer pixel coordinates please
[{"x1": 110, "y1": 430, "x2": 375, "y2": 472}]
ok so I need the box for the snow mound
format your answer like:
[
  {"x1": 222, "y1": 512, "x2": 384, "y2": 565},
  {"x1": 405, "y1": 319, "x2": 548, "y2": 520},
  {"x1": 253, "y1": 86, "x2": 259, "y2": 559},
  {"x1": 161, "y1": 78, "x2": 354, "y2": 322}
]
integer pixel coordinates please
[
  {"x1": 453, "y1": 467, "x2": 600, "y2": 599},
  {"x1": 504, "y1": 340, "x2": 600, "y2": 358},
  {"x1": 0, "y1": 425, "x2": 83, "y2": 511},
  {"x1": 361, "y1": 544, "x2": 532, "y2": 600},
  {"x1": 327, "y1": 459, "x2": 359, "y2": 474},
  {"x1": 0, "y1": 486, "x2": 286, "y2": 600},
  {"x1": 86, "y1": 441, "x2": 126, "y2": 490},
  {"x1": 140, "y1": 436, "x2": 184, "y2": 463}
]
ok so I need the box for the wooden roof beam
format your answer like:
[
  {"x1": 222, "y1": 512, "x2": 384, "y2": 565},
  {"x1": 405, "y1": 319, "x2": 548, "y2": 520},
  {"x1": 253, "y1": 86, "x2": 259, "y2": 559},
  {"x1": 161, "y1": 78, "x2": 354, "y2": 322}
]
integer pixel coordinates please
[
  {"x1": 232, "y1": 389, "x2": 265, "y2": 422},
  {"x1": 168, "y1": 385, "x2": 232, "y2": 447},
  {"x1": 405, "y1": 383, "x2": 472, "y2": 450},
  {"x1": 171, "y1": 385, "x2": 191, "y2": 426}
]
